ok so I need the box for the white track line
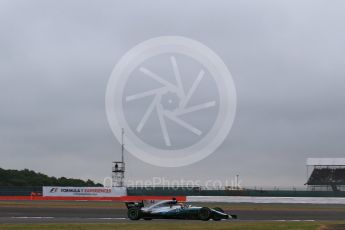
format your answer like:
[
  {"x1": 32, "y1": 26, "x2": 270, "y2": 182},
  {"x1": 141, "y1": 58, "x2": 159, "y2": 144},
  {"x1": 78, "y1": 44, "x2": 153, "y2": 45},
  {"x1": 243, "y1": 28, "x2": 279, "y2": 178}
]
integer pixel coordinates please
[
  {"x1": 274, "y1": 220, "x2": 315, "y2": 222},
  {"x1": 88, "y1": 218, "x2": 127, "y2": 220},
  {"x1": 10, "y1": 217, "x2": 128, "y2": 220},
  {"x1": 11, "y1": 217, "x2": 54, "y2": 219}
]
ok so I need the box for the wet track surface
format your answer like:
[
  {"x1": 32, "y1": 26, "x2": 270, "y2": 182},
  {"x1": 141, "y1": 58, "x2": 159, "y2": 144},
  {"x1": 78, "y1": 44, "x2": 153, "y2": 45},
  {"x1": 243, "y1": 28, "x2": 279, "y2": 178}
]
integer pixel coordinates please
[{"x1": 1, "y1": 206, "x2": 345, "y2": 223}]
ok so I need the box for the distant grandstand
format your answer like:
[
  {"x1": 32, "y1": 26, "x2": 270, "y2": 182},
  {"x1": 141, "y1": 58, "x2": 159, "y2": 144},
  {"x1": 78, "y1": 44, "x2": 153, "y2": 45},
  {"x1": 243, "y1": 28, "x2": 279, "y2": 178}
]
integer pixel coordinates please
[{"x1": 306, "y1": 158, "x2": 345, "y2": 192}]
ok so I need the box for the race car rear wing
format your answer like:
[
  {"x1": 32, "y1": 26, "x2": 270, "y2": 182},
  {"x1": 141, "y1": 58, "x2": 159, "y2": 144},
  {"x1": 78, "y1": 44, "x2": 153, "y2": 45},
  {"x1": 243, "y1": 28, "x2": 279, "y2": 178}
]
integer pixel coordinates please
[{"x1": 125, "y1": 201, "x2": 144, "y2": 209}]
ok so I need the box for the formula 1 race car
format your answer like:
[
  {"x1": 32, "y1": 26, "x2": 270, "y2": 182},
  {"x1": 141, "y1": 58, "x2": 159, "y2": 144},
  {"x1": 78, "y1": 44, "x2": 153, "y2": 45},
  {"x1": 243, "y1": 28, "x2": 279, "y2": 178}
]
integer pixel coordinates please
[{"x1": 125, "y1": 199, "x2": 237, "y2": 221}]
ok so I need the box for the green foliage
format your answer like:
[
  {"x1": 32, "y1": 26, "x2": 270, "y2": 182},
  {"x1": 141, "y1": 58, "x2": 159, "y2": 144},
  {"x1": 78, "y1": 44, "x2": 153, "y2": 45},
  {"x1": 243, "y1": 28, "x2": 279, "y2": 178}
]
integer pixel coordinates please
[{"x1": 0, "y1": 168, "x2": 102, "y2": 187}]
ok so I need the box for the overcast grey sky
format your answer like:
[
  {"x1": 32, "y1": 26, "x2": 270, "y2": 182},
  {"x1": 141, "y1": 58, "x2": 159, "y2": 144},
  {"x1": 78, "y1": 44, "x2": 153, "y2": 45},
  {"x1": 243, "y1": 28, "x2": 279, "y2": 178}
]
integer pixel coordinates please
[{"x1": 0, "y1": 0, "x2": 344, "y2": 187}]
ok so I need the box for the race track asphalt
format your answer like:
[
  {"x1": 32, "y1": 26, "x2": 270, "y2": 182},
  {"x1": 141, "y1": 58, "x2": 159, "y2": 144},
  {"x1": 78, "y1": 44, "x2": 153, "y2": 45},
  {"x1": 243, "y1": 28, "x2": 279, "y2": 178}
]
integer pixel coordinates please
[{"x1": 1, "y1": 203, "x2": 345, "y2": 223}]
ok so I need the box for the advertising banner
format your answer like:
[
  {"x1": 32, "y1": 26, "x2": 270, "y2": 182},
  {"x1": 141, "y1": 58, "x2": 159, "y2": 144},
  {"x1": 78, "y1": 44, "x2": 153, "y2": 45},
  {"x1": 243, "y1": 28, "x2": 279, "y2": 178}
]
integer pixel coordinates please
[{"x1": 43, "y1": 187, "x2": 126, "y2": 197}]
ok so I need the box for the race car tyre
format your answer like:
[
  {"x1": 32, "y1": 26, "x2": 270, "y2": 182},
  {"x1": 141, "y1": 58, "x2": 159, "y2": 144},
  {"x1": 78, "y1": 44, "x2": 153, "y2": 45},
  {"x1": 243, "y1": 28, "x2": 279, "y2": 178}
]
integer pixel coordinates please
[
  {"x1": 127, "y1": 208, "x2": 141, "y2": 220},
  {"x1": 198, "y1": 207, "x2": 211, "y2": 221},
  {"x1": 212, "y1": 207, "x2": 224, "y2": 221}
]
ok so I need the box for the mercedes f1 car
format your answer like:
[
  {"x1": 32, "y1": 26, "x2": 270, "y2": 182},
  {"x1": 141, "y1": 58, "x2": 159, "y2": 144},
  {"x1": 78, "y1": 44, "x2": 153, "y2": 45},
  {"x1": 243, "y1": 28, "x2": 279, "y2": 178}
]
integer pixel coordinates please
[{"x1": 125, "y1": 199, "x2": 237, "y2": 221}]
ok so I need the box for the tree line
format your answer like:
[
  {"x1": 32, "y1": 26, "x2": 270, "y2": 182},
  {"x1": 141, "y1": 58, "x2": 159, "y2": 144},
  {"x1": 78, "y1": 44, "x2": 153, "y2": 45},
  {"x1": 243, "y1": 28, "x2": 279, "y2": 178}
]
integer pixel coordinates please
[{"x1": 0, "y1": 167, "x2": 102, "y2": 187}]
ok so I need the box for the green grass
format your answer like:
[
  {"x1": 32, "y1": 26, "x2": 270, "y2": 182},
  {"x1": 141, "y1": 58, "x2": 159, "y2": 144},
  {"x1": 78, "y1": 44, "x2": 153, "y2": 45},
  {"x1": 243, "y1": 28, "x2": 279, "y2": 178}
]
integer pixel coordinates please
[{"x1": 0, "y1": 222, "x2": 328, "y2": 230}]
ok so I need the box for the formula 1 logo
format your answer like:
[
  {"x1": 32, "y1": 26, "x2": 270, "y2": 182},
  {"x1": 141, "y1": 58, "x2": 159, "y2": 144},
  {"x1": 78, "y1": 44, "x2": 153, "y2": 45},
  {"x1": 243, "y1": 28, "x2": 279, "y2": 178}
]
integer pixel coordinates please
[
  {"x1": 106, "y1": 36, "x2": 236, "y2": 167},
  {"x1": 49, "y1": 188, "x2": 59, "y2": 193}
]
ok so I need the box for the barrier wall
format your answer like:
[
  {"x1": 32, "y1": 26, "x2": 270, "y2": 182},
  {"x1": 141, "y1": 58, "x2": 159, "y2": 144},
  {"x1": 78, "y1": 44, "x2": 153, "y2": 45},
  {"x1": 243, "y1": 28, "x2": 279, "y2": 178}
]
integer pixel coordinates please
[
  {"x1": 43, "y1": 186, "x2": 126, "y2": 197},
  {"x1": 1, "y1": 186, "x2": 345, "y2": 199},
  {"x1": 0, "y1": 186, "x2": 42, "y2": 196},
  {"x1": 0, "y1": 195, "x2": 186, "y2": 202},
  {"x1": 126, "y1": 187, "x2": 345, "y2": 197}
]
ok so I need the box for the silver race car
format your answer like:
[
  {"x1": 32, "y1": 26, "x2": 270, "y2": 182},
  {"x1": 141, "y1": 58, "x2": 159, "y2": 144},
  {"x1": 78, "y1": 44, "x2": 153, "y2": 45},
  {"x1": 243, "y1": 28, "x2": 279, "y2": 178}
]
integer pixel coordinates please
[{"x1": 126, "y1": 199, "x2": 237, "y2": 221}]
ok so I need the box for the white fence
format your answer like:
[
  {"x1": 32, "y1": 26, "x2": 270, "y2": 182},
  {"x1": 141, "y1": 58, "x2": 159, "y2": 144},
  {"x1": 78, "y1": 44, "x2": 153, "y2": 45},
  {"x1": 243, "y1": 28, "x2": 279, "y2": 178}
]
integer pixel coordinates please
[{"x1": 187, "y1": 196, "x2": 345, "y2": 204}]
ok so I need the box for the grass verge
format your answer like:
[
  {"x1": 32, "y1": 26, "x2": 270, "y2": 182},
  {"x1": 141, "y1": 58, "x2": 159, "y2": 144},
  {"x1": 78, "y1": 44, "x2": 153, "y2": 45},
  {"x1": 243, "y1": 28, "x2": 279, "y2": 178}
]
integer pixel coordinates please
[{"x1": 0, "y1": 222, "x2": 332, "y2": 230}]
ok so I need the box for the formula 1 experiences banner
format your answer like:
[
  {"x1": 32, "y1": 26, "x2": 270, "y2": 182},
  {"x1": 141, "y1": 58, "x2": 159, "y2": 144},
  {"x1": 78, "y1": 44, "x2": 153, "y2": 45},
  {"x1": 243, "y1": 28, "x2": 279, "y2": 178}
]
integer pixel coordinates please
[{"x1": 43, "y1": 187, "x2": 127, "y2": 197}]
